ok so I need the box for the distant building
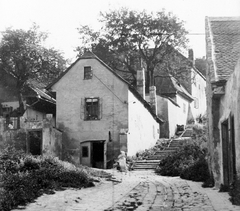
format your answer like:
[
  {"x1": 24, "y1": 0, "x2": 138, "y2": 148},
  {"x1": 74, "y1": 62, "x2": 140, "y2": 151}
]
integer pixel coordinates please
[
  {"x1": 0, "y1": 69, "x2": 61, "y2": 158},
  {"x1": 153, "y1": 49, "x2": 206, "y2": 138}
]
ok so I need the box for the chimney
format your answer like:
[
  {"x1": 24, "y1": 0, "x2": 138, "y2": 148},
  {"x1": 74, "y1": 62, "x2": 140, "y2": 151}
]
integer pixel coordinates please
[
  {"x1": 149, "y1": 86, "x2": 157, "y2": 114},
  {"x1": 188, "y1": 49, "x2": 195, "y2": 66},
  {"x1": 137, "y1": 68, "x2": 145, "y2": 100}
]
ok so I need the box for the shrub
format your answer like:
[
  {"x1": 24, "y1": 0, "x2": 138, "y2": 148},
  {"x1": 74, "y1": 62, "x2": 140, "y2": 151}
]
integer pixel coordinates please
[
  {"x1": 0, "y1": 148, "x2": 92, "y2": 211},
  {"x1": 229, "y1": 177, "x2": 240, "y2": 205},
  {"x1": 180, "y1": 157, "x2": 210, "y2": 182},
  {"x1": 156, "y1": 143, "x2": 211, "y2": 183}
]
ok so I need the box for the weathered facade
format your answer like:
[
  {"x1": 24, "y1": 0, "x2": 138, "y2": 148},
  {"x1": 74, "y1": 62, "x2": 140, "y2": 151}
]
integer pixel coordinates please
[
  {"x1": 48, "y1": 52, "x2": 161, "y2": 168},
  {"x1": 205, "y1": 17, "x2": 240, "y2": 188},
  {"x1": 0, "y1": 69, "x2": 61, "y2": 158}
]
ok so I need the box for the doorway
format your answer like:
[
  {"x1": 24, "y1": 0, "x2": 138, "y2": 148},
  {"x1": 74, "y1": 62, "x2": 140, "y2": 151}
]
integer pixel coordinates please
[
  {"x1": 28, "y1": 130, "x2": 42, "y2": 155},
  {"x1": 92, "y1": 142, "x2": 104, "y2": 168},
  {"x1": 221, "y1": 116, "x2": 237, "y2": 187},
  {"x1": 80, "y1": 140, "x2": 105, "y2": 169},
  {"x1": 221, "y1": 120, "x2": 229, "y2": 186}
]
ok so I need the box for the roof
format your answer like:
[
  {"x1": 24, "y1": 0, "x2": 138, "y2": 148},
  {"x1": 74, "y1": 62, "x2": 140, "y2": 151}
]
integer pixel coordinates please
[
  {"x1": 27, "y1": 80, "x2": 56, "y2": 104},
  {"x1": 48, "y1": 51, "x2": 163, "y2": 124},
  {"x1": 155, "y1": 75, "x2": 194, "y2": 102},
  {"x1": 206, "y1": 17, "x2": 240, "y2": 81}
]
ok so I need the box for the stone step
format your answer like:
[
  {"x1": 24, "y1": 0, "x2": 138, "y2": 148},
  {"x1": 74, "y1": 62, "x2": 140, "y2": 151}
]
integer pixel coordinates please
[
  {"x1": 146, "y1": 156, "x2": 167, "y2": 160},
  {"x1": 155, "y1": 150, "x2": 176, "y2": 154},
  {"x1": 133, "y1": 164, "x2": 158, "y2": 168},
  {"x1": 133, "y1": 165, "x2": 157, "y2": 170},
  {"x1": 163, "y1": 147, "x2": 179, "y2": 151},
  {"x1": 134, "y1": 160, "x2": 160, "y2": 163}
]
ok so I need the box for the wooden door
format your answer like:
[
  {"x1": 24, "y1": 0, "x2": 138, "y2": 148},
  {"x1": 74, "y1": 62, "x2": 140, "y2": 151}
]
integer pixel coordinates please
[{"x1": 80, "y1": 142, "x2": 91, "y2": 167}]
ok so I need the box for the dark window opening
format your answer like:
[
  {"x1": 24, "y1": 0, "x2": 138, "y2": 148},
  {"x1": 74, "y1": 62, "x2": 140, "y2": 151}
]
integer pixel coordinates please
[
  {"x1": 84, "y1": 66, "x2": 92, "y2": 79},
  {"x1": 28, "y1": 130, "x2": 42, "y2": 156},
  {"x1": 85, "y1": 98, "x2": 99, "y2": 120},
  {"x1": 82, "y1": 146, "x2": 89, "y2": 157}
]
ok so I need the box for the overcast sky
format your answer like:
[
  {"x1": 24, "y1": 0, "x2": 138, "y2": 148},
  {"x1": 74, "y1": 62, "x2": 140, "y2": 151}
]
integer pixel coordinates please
[{"x1": 0, "y1": 0, "x2": 239, "y2": 61}]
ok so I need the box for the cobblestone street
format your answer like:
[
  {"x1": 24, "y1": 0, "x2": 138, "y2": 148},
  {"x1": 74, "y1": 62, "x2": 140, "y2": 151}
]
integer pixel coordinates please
[{"x1": 12, "y1": 170, "x2": 240, "y2": 211}]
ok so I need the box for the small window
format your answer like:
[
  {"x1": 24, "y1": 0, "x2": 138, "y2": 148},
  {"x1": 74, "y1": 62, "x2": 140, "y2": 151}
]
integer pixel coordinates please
[
  {"x1": 82, "y1": 146, "x2": 89, "y2": 157},
  {"x1": 85, "y1": 98, "x2": 99, "y2": 120},
  {"x1": 183, "y1": 103, "x2": 186, "y2": 113},
  {"x1": 84, "y1": 66, "x2": 92, "y2": 79},
  {"x1": 194, "y1": 98, "x2": 199, "y2": 109}
]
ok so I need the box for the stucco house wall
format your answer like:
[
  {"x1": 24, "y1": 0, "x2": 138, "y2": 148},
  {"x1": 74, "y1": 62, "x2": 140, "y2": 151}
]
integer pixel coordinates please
[
  {"x1": 168, "y1": 95, "x2": 189, "y2": 137},
  {"x1": 218, "y1": 58, "x2": 240, "y2": 184},
  {"x1": 51, "y1": 57, "x2": 129, "y2": 165},
  {"x1": 191, "y1": 69, "x2": 206, "y2": 120},
  {"x1": 50, "y1": 52, "x2": 161, "y2": 168},
  {"x1": 127, "y1": 90, "x2": 159, "y2": 156}
]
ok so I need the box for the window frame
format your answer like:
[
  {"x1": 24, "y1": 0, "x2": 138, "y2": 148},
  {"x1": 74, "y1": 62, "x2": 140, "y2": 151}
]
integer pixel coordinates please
[
  {"x1": 84, "y1": 66, "x2": 92, "y2": 80},
  {"x1": 85, "y1": 97, "x2": 100, "y2": 120}
]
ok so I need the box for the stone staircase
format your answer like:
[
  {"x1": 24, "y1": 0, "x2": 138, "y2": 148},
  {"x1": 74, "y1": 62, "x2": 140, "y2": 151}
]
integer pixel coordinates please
[{"x1": 133, "y1": 138, "x2": 190, "y2": 170}]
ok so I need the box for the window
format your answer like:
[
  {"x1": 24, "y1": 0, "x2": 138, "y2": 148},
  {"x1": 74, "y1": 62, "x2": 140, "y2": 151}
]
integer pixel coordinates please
[
  {"x1": 183, "y1": 103, "x2": 186, "y2": 113},
  {"x1": 84, "y1": 66, "x2": 92, "y2": 79},
  {"x1": 82, "y1": 146, "x2": 89, "y2": 157},
  {"x1": 85, "y1": 98, "x2": 99, "y2": 120},
  {"x1": 194, "y1": 98, "x2": 199, "y2": 109}
]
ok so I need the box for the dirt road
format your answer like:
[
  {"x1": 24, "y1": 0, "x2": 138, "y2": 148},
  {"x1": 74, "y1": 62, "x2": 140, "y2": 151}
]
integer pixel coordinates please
[{"x1": 12, "y1": 170, "x2": 239, "y2": 211}]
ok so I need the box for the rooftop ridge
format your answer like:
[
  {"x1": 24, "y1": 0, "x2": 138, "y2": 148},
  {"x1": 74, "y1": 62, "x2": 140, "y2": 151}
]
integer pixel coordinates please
[{"x1": 208, "y1": 16, "x2": 240, "y2": 21}]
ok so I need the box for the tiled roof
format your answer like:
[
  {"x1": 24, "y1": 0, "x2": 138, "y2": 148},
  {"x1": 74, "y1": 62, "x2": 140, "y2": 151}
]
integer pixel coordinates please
[
  {"x1": 155, "y1": 75, "x2": 194, "y2": 102},
  {"x1": 207, "y1": 17, "x2": 240, "y2": 81},
  {"x1": 27, "y1": 79, "x2": 56, "y2": 104}
]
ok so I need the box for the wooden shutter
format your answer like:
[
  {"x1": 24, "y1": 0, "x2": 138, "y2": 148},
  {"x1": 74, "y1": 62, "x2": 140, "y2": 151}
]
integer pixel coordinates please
[
  {"x1": 80, "y1": 98, "x2": 85, "y2": 120},
  {"x1": 98, "y1": 98, "x2": 102, "y2": 120}
]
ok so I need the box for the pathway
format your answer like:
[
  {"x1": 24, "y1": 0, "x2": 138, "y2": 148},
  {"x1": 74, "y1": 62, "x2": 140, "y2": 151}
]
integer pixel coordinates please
[{"x1": 12, "y1": 170, "x2": 240, "y2": 211}]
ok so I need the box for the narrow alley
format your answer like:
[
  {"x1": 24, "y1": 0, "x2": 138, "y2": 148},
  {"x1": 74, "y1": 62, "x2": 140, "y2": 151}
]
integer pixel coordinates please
[{"x1": 12, "y1": 170, "x2": 239, "y2": 211}]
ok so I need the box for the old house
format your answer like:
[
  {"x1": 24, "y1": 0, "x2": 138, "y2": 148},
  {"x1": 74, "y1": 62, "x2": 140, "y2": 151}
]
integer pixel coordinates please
[
  {"x1": 205, "y1": 17, "x2": 240, "y2": 188},
  {"x1": 154, "y1": 75, "x2": 194, "y2": 138},
  {"x1": 48, "y1": 51, "x2": 161, "y2": 168},
  {"x1": 153, "y1": 50, "x2": 206, "y2": 138},
  {"x1": 0, "y1": 69, "x2": 62, "y2": 158}
]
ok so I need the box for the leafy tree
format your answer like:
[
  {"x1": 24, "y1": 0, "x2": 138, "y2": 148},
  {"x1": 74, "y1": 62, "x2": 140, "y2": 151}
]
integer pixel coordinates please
[
  {"x1": 0, "y1": 24, "x2": 67, "y2": 115},
  {"x1": 76, "y1": 8, "x2": 188, "y2": 92},
  {"x1": 195, "y1": 57, "x2": 207, "y2": 76}
]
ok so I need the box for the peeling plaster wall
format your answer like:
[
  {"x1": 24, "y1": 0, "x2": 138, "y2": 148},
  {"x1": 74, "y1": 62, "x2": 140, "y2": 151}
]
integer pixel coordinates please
[
  {"x1": 0, "y1": 117, "x2": 62, "y2": 158},
  {"x1": 206, "y1": 17, "x2": 222, "y2": 188},
  {"x1": 42, "y1": 118, "x2": 62, "y2": 159},
  {"x1": 127, "y1": 90, "x2": 159, "y2": 156},
  {"x1": 219, "y1": 58, "x2": 240, "y2": 178}
]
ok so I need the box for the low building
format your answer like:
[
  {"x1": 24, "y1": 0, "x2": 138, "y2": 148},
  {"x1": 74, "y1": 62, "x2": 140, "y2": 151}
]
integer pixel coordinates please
[
  {"x1": 0, "y1": 69, "x2": 61, "y2": 158},
  {"x1": 154, "y1": 75, "x2": 194, "y2": 138},
  {"x1": 48, "y1": 51, "x2": 161, "y2": 168}
]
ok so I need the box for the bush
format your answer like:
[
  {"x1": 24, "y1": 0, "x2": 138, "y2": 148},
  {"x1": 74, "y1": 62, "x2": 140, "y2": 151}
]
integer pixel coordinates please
[
  {"x1": 156, "y1": 143, "x2": 211, "y2": 183},
  {"x1": 180, "y1": 157, "x2": 210, "y2": 182},
  {"x1": 0, "y1": 148, "x2": 91, "y2": 211},
  {"x1": 229, "y1": 177, "x2": 240, "y2": 205}
]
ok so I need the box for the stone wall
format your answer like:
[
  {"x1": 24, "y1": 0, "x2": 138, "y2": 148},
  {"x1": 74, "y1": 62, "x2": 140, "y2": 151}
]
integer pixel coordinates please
[{"x1": 0, "y1": 116, "x2": 62, "y2": 159}]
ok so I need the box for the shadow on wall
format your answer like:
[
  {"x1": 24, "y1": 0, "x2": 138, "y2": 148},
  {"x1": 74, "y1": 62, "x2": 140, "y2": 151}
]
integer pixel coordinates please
[{"x1": 58, "y1": 123, "x2": 81, "y2": 165}]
